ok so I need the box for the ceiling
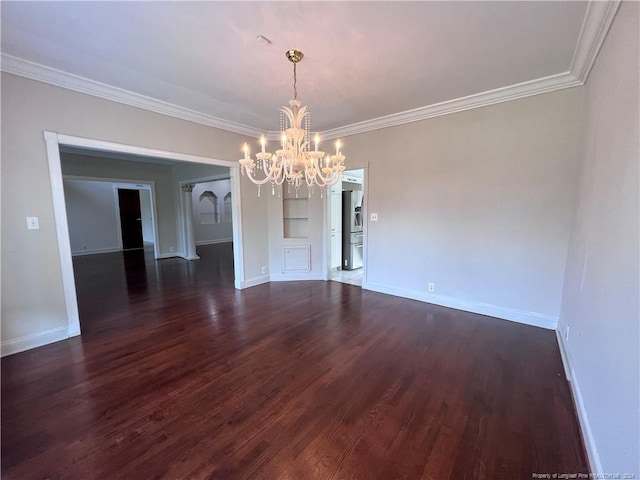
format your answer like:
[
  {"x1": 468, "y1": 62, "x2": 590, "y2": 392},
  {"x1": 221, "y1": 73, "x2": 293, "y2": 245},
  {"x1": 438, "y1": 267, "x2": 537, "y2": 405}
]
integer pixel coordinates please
[{"x1": 1, "y1": 2, "x2": 609, "y2": 137}]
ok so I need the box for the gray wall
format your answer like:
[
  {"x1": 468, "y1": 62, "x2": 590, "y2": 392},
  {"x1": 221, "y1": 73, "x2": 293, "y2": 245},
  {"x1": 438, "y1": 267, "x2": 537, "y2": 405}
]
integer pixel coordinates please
[
  {"x1": 63, "y1": 179, "x2": 121, "y2": 254},
  {"x1": 559, "y1": 3, "x2": 639, "y2": 475},
  {"x1": 347, "y1": 88, "x2": 583, "y2": 327},
  {"x1": 0, "y1": 72, "x2": 269, "y2": 345},
  {"x1": 61, "y1": 154, "x2": 178, "y2": 253},
  {"x1": 64, "y1": 179, "x2": 156, "y2": 253},
  {"x1": 191, "y1": 180, "x2": 233, "y2": 245}
]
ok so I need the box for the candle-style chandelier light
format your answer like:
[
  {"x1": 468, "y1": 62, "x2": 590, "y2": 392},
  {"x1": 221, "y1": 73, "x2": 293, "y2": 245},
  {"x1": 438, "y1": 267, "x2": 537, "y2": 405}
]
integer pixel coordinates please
[{"x1": 239, "y1": 49, "x2": 345, "y2": 195}]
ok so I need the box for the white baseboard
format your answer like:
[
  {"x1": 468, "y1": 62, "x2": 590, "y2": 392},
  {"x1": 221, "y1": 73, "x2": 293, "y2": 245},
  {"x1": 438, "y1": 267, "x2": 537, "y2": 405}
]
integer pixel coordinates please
[
  {"x1": 241, "y1": 274, "x2": 270, "y2": 288},
  {"x1": 71, "y1": 246, "x2": 121, "y2": 256},
  {"x1": 1, "y1": 326, "x2": 70, "y2": 357},
  {"x1": 361, "y1": 281, "x2": 558, "y2": 329},
  {"x1": 195, "y1": 238, "x2": 232, "y2": 246},
  {"x1": 156, "y1": 252, "x2": 183, "y2": 259},
  {"x1": 556, "y1": 330, "x2": 602, "y2": 475},
  {"x1": 270, "y1": 272, "x2": 326, "y2": 282}
]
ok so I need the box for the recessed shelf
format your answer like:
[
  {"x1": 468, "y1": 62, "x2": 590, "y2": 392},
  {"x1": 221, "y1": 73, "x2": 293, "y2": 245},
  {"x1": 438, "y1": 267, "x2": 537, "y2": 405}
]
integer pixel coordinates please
[{"x1": 283, "y1": 195, "x2": 309, "y2": 238}]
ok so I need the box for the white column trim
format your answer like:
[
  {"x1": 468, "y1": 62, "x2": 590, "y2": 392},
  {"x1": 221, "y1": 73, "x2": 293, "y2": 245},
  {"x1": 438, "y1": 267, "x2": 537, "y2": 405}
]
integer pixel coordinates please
[
  {"x1": 181, "y1": 183, "x2": 199, "y2": 260},
  {"x1": 44, "y1": 131, "x2": 81, "y2": 337}
]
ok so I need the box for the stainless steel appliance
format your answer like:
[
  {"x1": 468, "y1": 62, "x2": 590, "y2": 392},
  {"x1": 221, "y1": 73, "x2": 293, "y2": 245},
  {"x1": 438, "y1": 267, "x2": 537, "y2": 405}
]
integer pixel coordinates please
[{"x1": 342, "y1": 190, "x2": 364, "y2": 270}]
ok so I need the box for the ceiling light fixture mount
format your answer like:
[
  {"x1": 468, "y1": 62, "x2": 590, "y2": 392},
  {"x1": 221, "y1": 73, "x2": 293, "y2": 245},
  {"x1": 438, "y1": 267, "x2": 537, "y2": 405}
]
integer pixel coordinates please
[{"x1": 239, "y1": 49, "x2": 345, "y2": 196}]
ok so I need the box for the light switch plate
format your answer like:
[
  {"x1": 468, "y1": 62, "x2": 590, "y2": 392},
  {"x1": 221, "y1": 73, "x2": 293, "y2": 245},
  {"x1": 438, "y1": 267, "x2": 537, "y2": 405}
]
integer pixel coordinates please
[
  {"x1": 370, "y1": 213, "x2": 378, "y2": 221},
  {"x1": 26, "y1": 216, "x2": 40, "y2": 230}
]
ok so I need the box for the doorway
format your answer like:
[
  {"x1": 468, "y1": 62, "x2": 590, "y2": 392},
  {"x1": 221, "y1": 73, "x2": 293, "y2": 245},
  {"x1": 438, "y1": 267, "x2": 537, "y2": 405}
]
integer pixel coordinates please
[
  {"x1": 117, "y1": 188, "x2": 144, "y2": 250},
  {"x1": 44, "y1": 132, "x2": 245, "y2": 338},
  {"x1": 329, "y1": 168, "x2": 365, "y2": 287}
]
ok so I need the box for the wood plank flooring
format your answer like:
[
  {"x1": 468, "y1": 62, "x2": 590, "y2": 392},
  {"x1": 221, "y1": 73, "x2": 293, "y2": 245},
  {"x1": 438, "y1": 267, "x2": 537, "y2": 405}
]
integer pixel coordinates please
[{"x1": 1, "y1": 243, "x2": 588, "y2": 479}]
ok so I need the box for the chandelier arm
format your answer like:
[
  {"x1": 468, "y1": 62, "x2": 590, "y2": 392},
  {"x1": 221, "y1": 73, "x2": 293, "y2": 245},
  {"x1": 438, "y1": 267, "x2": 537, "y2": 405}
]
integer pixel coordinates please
[
  {"x1": 313, "y1": 161, "x2": 337, "y2": 184},
  {"x1": 244, "y1": 165, "x2": 277, "y2": 185}
]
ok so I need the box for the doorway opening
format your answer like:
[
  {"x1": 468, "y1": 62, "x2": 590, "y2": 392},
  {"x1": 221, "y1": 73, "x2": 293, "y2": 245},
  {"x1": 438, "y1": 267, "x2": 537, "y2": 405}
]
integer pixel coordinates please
[
  {"x1": 117, "y1": 187, "x2": 145, "y2": 251},
  {"x1": 63, "y1": 177, "x2": 160, "y2": 260},
  {"x1": 329, "y1": 168, "x2": 365, "y2": 287},
  {"x1": 44, "y1": 132, "x2": 245, "y2": 338}
]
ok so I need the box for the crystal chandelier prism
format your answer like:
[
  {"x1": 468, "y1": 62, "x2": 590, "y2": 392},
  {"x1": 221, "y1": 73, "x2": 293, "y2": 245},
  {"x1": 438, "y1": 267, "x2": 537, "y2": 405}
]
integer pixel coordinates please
[{"x1": 239, "y1": 50, "x2": 345, "y2": 195}]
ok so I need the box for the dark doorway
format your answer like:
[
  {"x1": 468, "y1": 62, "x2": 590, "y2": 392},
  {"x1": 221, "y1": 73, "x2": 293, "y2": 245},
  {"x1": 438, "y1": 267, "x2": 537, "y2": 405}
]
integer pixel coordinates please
[{"x1": 117, "y1": 188, "x2": 143, "y2": 250}]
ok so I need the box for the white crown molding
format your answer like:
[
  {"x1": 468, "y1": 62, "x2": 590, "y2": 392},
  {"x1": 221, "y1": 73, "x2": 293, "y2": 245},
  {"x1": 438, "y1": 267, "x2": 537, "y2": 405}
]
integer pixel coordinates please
[
  {"x1": 320, "y1": 72, "x2": 581, "y2": 140},
  {"x1": 1, "y1": 54, "x2": 262, "y2": 138},
  {"x1": 1, "y1": 1, "x2": 620, "y2": 140},
  {"x1": 570, "y1": 0, "x2": 621, "y2": 83}
]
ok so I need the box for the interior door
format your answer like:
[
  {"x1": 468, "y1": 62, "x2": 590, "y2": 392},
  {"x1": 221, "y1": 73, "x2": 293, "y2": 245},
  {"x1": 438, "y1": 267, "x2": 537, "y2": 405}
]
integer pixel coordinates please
[{"x1": 118, "y1": 189, "x2": 143, "y2": 250}]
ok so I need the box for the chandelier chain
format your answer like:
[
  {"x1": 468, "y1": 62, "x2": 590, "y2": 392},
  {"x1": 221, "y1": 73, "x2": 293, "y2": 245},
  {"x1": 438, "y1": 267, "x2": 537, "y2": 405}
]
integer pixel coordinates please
[{"x1": 293, "y1": 61, "x2": 298, "y2": 100}]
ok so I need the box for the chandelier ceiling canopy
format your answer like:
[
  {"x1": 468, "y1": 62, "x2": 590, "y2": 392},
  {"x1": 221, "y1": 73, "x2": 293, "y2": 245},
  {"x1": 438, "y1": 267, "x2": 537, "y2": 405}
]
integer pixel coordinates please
[{"x1": 239, "y1": 50, "x2": 345, "y2": 196}]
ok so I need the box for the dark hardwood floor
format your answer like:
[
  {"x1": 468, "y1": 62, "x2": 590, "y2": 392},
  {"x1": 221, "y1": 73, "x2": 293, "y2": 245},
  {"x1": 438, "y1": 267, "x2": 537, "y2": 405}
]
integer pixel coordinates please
[{"x1": 2, "y1": 243, "x2": 588, "y2": 479}]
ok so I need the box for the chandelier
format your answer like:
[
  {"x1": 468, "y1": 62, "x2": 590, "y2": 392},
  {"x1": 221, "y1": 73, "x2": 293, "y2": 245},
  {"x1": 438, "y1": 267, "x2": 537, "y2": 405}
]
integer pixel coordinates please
[{"x1": 239, "y1": 50, "x2": 345, "y2": 195}]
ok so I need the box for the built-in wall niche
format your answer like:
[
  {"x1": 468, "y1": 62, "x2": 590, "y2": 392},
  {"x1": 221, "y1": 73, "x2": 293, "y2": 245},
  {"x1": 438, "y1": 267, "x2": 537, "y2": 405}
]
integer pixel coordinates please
[
  {"x1": 283, "y1": 187, "x2": 309, "y2": 238},
  {"x1": 199, "y1": 190, "x2": 219, "y2": 224}
]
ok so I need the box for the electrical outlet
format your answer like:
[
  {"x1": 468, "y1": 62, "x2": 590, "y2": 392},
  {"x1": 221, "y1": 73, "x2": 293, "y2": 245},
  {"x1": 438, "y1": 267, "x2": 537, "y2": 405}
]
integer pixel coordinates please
[
  {"x1": 370, "y1": 213, "x2": 378, "y2": 221},
  {"x1": 26, "y1": 217, "x2": 40, "y2": 230},
  {"x1": 428, "y1": 283, "x2": 435, "y2": 293},
  {"x1": 169, "y1": 246, "x2": 175, "y2": 252},
  {"x1": 261, "y1": 266, "x2": 267, "y2": 274}
]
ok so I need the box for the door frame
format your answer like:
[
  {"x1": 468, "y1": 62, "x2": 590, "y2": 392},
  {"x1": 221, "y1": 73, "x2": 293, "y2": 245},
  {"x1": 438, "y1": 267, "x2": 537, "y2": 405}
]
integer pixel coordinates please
[
  {"x1": 324, "y1": 164, "x2": 369, "y2": 285},
  {"x1": 44, "y1": 131, "x2": 245, "y2": 338},
  {"x1": 114, "y1": 183, "x2": 155, "y2": 252}
]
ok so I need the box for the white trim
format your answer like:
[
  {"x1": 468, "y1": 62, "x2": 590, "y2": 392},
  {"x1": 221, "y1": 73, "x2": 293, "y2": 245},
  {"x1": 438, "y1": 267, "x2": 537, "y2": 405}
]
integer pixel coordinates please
[
  {"x1": 177, "y1": 180, "x2": 200, "y2": 261},
  {"x1": 241, "y1": 274, "x2": 270, "y2": 289},
  {"x1": 1, "y1": 4, "x2": 619, "y2": 140},
  {"x1": 230, "y1": 169, "x2": 245, "y2": 290},
  {"x1": 179, "y1": 173, "x2": 230, "y2": 184},
  {"x1": 156, "y1": 253, "x2": 183, "y2": 260},
  {"x1": 556, "y1": 330, "x2": 602, "y2": 475},
  {"x1": 569, "y1": 1, "x2": 621, "y2": 84},
  {"x1": 72, "y1": 247, "x2": 121, "y2": 256},
  {"x1": 362, "y1": 281, "x2": 558, "y2": 330},
  {"x1": 321, "y1": 72, "x2": 581, "y2": 139},
  {"x1": 195, "y1": 238, "x2": 232, "y2": 246},
  {"x1": 44, "y1": 132, "x2": 82, "y2": 337},
  {"x1": 270, "y1": 272, "x2": 326, "y2": 282},
  {"x1": 113, "y1": 185, "x2": 125, "y2": 251},
  {"x1": 56, "y1": 134, "x2": 239, "y2": 168},
  {"x1": 1, "y1": 326, "x2": 69, "y2": 357},
  {"x1": 1, "y1": 54, "x2": 262, "y2": 138}
]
